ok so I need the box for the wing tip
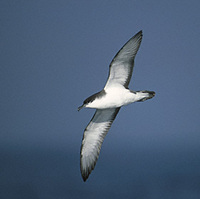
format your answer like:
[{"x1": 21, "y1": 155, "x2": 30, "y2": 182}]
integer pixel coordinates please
[
  {"x1": 137, "y1": 30, "x2": 143, "y2": 35},
  {"x1": 135, "y1": 30, "x2": 143, "y2": 41},
  {"x1": 80, "y1": 152, "x2": 96, "y2": 182},
  {"x1": 80, "y1": 164, "x2": 94, "y2": 182},
  {"x1": 81, "y1": 173, "x2": 88, "y2": 182}
]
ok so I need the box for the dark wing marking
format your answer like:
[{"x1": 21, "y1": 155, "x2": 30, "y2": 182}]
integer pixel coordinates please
[
  {"x1": 80, "y1": 108, "x2": 120, "y2": 181},
  {"x1": 104, "y1": 30, "x2": 143, "y2": 89}
]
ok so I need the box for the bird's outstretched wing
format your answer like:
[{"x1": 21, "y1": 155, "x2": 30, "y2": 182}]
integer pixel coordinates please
[
  {"x1": 104, "y1": 30, "x2": 143, "y2": 89},
  {"x1": 80, "y1": 108, "x2": 120, "y2": 181}
]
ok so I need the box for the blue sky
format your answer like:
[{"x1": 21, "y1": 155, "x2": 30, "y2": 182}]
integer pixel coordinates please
[{"x1": 0, "y1": 0, "x2": 200, "y2": 198}]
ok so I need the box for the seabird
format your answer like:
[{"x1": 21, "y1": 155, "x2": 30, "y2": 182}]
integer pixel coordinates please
[{"x1": 78, "y1": 30, "x2": 155, "y2": 181}]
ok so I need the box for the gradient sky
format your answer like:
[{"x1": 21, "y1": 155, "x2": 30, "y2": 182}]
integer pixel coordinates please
[{"x1": 1, "y1": 0, "x2": 200, "y2": 198}]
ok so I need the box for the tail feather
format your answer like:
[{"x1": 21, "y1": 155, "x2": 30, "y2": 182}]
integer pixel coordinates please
[{"x1": 136, "y1": 90, "x2": 155, "y2": 102}]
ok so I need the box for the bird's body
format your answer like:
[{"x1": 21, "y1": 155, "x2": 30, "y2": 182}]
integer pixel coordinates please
[
  {"x1": 78, "y1": 30, "x2": 155, "y2": 181},
  {"x1": 83, "y1": 87, "x2": 154, "y2": 109}
]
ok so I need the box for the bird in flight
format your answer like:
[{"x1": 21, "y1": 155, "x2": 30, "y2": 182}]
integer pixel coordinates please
[{"x1": 78, "y1": 30, "x2": 155, "y2": 181}]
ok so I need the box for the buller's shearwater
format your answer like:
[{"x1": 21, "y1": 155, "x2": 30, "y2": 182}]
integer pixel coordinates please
[{"x1": 78, "y1": 30, "x2": 155, "y2": 181}]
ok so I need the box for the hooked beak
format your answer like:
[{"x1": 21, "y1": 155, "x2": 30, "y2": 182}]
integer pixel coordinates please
[{"x1": 78, "y1": 104, "x2": 85, "y2": 111}]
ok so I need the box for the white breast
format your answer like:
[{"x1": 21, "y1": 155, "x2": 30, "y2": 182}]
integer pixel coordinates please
[{"x1": 85, "y1": 85, "x2": 137, "y2": 109}]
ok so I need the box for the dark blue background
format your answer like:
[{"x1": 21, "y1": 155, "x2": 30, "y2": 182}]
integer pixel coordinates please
[{"x1": 1, "y1": 1, "x2": 200, "y2": 198}]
